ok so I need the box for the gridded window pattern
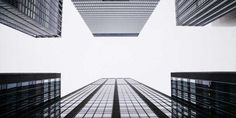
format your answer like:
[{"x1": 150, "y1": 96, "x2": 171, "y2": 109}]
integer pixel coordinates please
[
  {"x1": 71, "y1": 0, "x2": 159, "y2": 37},
  {"x1": 126, "y1": 79, "x2": 172, "y2": 117},
  {"x1": 92, "y1": 78, "x2": 107, "y2": 85},
  {"x1": 25, "y1": 78, "x2": 106, "y2": 118},
  {"x1": 171, "y1": 78, "x2": 196, "y2": 104},
  {"x1": 5, "y1": 78, "x2": 222, "y2": 118},
  {"x1": 171, "y1": 100, "x2": 198, "y2": 118},
  {"x1": 171, "y1": 77, "x2": 236, "y2": 117},
  {"x1": 176, "y1": 0, "x2": 236, "y2": 26},
  {"x1": 118, "y1": 80, "x2": 157, "y2": 118},
  {"x1": 60, "y1": 84, "x2": 100, "y2": 117},
  {"x1": 0, "y1": 0, "x2": 63, "y2": 37},
  {"x1": 76, "y1": 85, "x2": 114, "y2": 118},
  {"x1": 104, "y1": 78, "x2": 116, "y2": 85},
  {"x1": 117, "y1": 78, "x2": 127, "y2": 85},
  {"x1": 0, "y1": 77, "x2": 60, "y2": 117},
  {"x1": 29, "y1": 100, "x2": 61, "y2": 118}
]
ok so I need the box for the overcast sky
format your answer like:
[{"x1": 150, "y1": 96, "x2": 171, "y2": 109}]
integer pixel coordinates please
[{"x1": 0, "y1": 0, "x2": 236, "y2": 96}]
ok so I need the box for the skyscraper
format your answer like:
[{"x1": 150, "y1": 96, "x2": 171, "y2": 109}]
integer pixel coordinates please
[
  {"x1": 171, "y1": 72, "x2": 236, "y2": 118},
  {"x1": 2, "y1": 77, "x2": 232, "y2": 117},
  {"x1": 0, "y1": 0, "x2": 63, "y2": 38},
  {"x1": 21, "y1": 78, "x2": 168, "y2": 117},
  {"x1": 71, "y1": 0, "x2": 159, "y2": 37},
  {"x1": 0, "y1": 73, "x2": 61, "y2": 117},
  {"x1": 18, "y1": 78, "x2": 207, "y2": 118},
  {"x1": 176, "y1": 0, "x2": 236, "y2": 26}
]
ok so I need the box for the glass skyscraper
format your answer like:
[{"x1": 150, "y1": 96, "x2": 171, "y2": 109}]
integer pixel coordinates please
[
  {"x1": 71, "y1": 0, "x2": 159, "y2": 37},
  {"x1": 0, "y1": 0, "x2": 63, "y2": 38},
  {"x1": 20, "y1": 78, "x2": 204, "y2": 118},
  {"x1": 171, "y1": 72, "x2": 236, "y2": 118},
  {"x1": 1, "y1": 76, "x2": 235, "y2": 117},
  {"x1": 176, "y1": 0, "x2": 236, "y2": 26},
  {"x1": 0, "y1": 73, "x2": 61, "y2": 117}
]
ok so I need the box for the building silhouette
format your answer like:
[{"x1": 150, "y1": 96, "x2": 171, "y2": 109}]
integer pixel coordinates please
[
  {"x1": 18, "y1": 78, "x2": 209, "y2": 118},
  {"x1": 22, "y1": 78, "x2": 172, "y2": 117},
  {"x1": 0, "y1": 73, "x2": 61, "y2": 117},
  {"x1": 1, "y1": 76, "x2": 235, "y2": 117},
  {"x1": 71, "y1": 0, "x2": 159, "y2": 37},
  {"x1": 171, "y1": 72, "x2": 236, "y2": 118},
  {"x1": 0, "y1": 0, "x2": 63, "y2": 38},
  {"x1": 176, "y1": 0, "x2": 236, "y2": 26}
]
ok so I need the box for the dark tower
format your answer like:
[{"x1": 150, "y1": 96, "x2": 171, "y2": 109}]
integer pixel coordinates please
[
  {"x1": 171, "y1": 72, "x2": 236, "y2": 118},
  {"x1": 0, "y1": 0, "x2": 63, "y2": 37},
  {"x1": 0, "y1": 73, "x2": 61, "y2": 117}
]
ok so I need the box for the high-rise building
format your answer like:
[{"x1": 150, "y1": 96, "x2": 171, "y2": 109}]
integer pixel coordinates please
[
  {"x1": 176, "y1": 0, "x2": 236, "y2": 26},
  {"x1": 0, "y1": 73, "x2": 61, "y2": 117},
  {"x1": 20, "y1": 78, "x2": 207, "y2": 118},
  {"x1": 0, "y1": 0, "x2": 63, "y2": 38},
  {"x1": 3, "y1": 77, "x2": 230, "y2": 118},
  {"x1": 71, "y1": 0, "x2": 159, "y2": 37},
  {"x1": 171, "y1": 72, "x2": 236, "y2": 118}
]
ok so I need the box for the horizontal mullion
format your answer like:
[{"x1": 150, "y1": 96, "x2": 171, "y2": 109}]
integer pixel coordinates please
[
  {"x1": 196, "y1": 2, "x2": 236, "y2": 25},
  {"x1": 0, "y1": 10, "x2": 47, "y2": 35},
  {"x1": 177, "y1": 1, "x2": 217, "y2": 24},
  {"x1": 188, "y1": 1, "x2": 231, "y2": 25},
  {"x1": 73, "y1": 1, "x2": 158, "y2": 4}
]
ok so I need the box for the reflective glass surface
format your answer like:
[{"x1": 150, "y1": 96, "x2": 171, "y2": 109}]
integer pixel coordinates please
[
  {"x1": 0, "y1": 74, "x2": 60, "y2": 117},
  {"x1": 0, "y1": 0, "x2": 63, "y2": 37},
  {"x1": 171, "y1": 76, "x2": 236, "y2": 117}
]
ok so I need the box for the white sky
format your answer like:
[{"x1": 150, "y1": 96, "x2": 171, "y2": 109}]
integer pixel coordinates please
[{"x1": 0, "y1": 0, "x2": 236, "y2": 96}]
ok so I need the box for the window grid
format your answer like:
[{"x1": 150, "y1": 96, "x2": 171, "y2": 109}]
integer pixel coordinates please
[
  {"x1": 125, "y1": 79, "x2": 172, "y2": 117},
  {"x1": 0, "y1": 77, "x2": 60, "y2": 117},
  {"x1": 0, "y1": 0, "x2": 63, "y2": 37},
  {"x1": 133, "y1": 84, "x2": 172, "y2": 117},
  {"x1": 60, "y1": 85, "x2": 100, "y2": 117},
  {"x1": 76, "y1": 84, "x2": 114, "y2": 118},
  {"x1": 118, "y1": 80, "x2": 157, "y2": 118},
  {"x1": 171, "y1": 77, "x2": 236, "y2": 117}
]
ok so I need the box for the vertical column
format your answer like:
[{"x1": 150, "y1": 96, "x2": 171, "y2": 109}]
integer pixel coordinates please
[{"x1": 112, "y1": 79, "x2": 121, "y2": 118}]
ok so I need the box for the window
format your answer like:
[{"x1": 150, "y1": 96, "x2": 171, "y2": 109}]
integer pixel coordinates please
[{"x1": 7, "y1": 83, "x2": 17, "y2": 89}]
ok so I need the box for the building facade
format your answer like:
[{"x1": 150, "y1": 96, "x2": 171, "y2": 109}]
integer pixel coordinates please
[
  {"x1": 0, "y1": 73, "x2": 61, "y2": 117},
  {"x1": 18, "y1": 78, "x2": 173, "y2": 117},
  {"x1": 176, "y1": 0, "x2": 236, "y2": 26},
  {"x1": 71, "y1": 0, "x2": 159, "y2": 37},
  {"x1": 22, "y1": 78, "x2": 208, "y2": 118},
  {"x1": 171, "y1": 72, "x2": 236, "y2": 118},
  {"x1": 2, "y1": 76, "x2": 232, "y2": 118},
  {"x1": 0, "y1": 0, "x2": 63, "y2": 38}
]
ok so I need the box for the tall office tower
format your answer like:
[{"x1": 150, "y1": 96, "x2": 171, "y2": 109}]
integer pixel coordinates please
[
  {"x1": 0, "y1": 0, "x2": 63, "y2": 38},
  {"x1": 22, "y1": 78, "x2": 209, "y2": 118},
  {"x1": 171, "y1": 72, "x2": 236, "y2": 118},
  {"x1": 71, "y1": 0, "x2": 159, "y2": 37},
  {"x1": 0, "y1": 73, "x2": 61, "y2": 117},
  {"x1": 176, "y1": 0, "x2": 236, "y2": 26}
]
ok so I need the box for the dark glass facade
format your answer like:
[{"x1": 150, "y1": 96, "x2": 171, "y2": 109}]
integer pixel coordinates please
[
  {"x1": 0, "y1": 73, "x2": 61, "y2": 117},
  {"x1": 0, "y1": 0, "x2": 63, "y2": 38},
  {"x1": 176, "y1": 0, "x2": 236, "y2": 26},
  {"x1": 3, "y1": 76, "x2": 232, "y2": 118},
  {"x1": 171, "y1": 72, "x2": 236, "y2": 118}
]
